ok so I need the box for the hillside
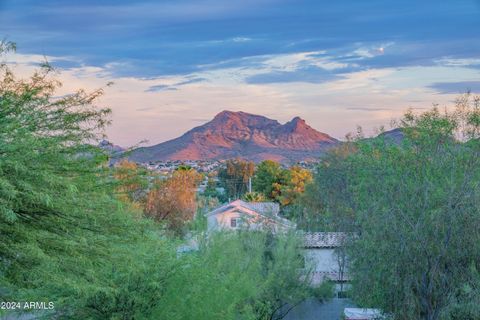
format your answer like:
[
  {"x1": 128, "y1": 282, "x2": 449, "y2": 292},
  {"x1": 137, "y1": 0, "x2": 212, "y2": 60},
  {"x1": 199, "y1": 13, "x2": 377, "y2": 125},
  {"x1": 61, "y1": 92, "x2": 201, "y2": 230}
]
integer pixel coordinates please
[{"x1": 128, "y1": 111, "x2": 339, "y2": 163}]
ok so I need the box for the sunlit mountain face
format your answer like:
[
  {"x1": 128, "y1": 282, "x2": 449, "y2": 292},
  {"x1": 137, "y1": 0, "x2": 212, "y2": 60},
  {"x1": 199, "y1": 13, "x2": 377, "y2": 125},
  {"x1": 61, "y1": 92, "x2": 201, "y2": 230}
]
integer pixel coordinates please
[{"x1": 128, "y1": 110, "x2": 339, "y2": 164}]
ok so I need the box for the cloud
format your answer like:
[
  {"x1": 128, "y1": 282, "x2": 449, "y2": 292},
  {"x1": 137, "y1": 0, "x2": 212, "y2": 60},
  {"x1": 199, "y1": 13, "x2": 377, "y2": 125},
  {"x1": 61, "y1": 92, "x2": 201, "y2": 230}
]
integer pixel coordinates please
[
  {"x1": 190, "y1": 117, "x2": 211, "y2": 122},
  {"x1": 6, "y1": 46, "x2": 472, "y2": 148},
  {"x1": 428, "y1": 81, "x2": 480, "y2": 94},
  {"x1": 4, "y1": 0, "x2": 480, "y2": 80},
  {"x1": 145, "y1": 77, "x2": 206, "y2": 92},
  {"x1": 246, "y1": 65, "x2": 343, "y2": 84},
  {"x1": 346, "y1": 107, "x2": 392, "y2": 112},
  {"x1": 176, "y1": 77, "x2": 207, "y2": 86},
  {"x1": 435, "y1": 57, "x2": 480, "y2": 69},
  {"x1": 232, "y1": 37, "x2": 252, "y2": 42},
  {"x1": 145, "y1": 85, "x2": 178, "y2": 92}
]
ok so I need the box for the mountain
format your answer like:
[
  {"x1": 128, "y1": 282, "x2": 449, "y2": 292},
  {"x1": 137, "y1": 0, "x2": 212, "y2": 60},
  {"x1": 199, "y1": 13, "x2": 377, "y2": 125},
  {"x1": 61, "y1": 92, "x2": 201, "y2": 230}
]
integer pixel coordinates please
[
  {"x1": 98, "y1": 140, "x2": 125, "y2": 155},
  {"x1": 378, "y1": 128, "x2": 405, "y2": 144},
  {"x1": 128, "y1": 110, "x2": 339, "y2": 163}
]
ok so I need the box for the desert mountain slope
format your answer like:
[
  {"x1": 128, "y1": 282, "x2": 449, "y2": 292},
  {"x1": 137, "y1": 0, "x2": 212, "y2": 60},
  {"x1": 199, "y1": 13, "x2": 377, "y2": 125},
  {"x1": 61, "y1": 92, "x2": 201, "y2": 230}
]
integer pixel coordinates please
[{"x1": 128, "y1": 110, "x2": 339, "y2": 163}]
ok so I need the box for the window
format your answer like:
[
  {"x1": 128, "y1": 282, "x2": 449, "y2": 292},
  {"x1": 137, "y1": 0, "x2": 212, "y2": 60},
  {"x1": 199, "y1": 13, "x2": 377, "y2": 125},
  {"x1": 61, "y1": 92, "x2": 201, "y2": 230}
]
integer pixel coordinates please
[{"x1": 230, "y1": 218, "x2": 237, "y2": 228}]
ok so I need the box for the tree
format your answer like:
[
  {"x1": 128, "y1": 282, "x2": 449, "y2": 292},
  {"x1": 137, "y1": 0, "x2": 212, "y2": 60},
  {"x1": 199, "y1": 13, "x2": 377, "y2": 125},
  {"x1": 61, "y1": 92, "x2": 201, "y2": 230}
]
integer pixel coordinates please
[
  {"x1": 254, "y1": 161, "x2": 312, "y2": 207},
  {"x1": 243, "y1": 191, "x2": 266, "y2": 202},
  {"x1": 253, "y1": 160, "x2": 288, "y2": 200},
  {"x1": 153, "y1": 231, "x2": 311, "y2": 320},
  {"x1": 0, "y1": 42, "x2": 111, "y2": 225},
  {"x1": 252, "y1": 231, "x2": 312, "y2": 320},
  {"x1": 303, "y1": 94, "x2": 480, "y2": 319},
  {"x1": 293, "y1": 141, "x2": 358, "y2": 231},
  {"x1": 113, "y1": 159, "x2": 148, "y2": 207},
  {"x1": 145, "y1": 168, "x2": 202, "y2": 232},
  {"x1": 278, "y1": 166, "x2": 312, "y2": 206},
  {"x1": 0, "y1": 42, "x2": 316, "y2": 320},
  {"x1": 202, "y1": 174, "x2": 227, "y2": 203},
  {"x1": 218, "y1": 159, "x2": 255, "y2": 200},
  {"x1": 0, "y1": 43, "x2": 179, "y2": 319}
]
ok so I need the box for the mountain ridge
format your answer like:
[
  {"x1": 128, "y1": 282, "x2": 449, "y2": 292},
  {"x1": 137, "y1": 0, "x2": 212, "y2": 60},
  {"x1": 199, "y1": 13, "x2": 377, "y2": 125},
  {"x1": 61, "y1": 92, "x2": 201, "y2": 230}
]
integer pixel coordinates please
[{"x1": 127, "y1": 110, "x2": 339, "y2": 163}]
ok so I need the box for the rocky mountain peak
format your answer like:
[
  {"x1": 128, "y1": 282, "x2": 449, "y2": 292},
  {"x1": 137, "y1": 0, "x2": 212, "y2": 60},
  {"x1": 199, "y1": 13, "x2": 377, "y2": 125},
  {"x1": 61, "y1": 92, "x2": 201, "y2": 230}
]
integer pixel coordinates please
[{"x1": 128, "y1": 111, "x2": 339, "y2": 163}]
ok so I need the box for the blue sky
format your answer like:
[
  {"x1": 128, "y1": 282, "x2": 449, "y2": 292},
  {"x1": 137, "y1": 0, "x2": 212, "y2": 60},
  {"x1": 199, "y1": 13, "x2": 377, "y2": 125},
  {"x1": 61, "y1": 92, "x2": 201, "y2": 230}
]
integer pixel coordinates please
[{"x1": 2, "y1": 0, "x2": 480, "y2": 145}]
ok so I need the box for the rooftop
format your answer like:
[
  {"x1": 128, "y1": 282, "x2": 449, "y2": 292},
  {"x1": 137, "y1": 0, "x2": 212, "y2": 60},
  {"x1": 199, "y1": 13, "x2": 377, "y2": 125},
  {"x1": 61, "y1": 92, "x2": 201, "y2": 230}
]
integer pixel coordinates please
[{"x1": 304, "y1": 232, "x2": 348, "y2": 248}]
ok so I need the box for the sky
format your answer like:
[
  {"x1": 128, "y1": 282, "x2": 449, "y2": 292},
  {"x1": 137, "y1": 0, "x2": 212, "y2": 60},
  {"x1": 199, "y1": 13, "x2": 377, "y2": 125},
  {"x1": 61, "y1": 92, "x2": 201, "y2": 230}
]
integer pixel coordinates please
[{"x1": 1, "y1": 0, "x2": 480, "y2": 146}]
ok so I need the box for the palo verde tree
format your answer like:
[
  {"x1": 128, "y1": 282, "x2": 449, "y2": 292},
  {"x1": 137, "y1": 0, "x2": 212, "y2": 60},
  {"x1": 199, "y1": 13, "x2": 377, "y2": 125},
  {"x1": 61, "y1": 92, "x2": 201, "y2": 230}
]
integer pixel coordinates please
[
  {"x1": 154, "y1": 231, "x2": 311, "y2": 320},
  {"x1": 0, "y1": 41, "x2": 111, "y2": 224},
  {"x1": 0, "y1": 42, "x2": 179, "y2": 319},
  {"x1": 304, "y1": 95, "x2": 480, "y2": 319},
  {"x1": 0, "y1": 42, "x2": 322, "y2": 320}
]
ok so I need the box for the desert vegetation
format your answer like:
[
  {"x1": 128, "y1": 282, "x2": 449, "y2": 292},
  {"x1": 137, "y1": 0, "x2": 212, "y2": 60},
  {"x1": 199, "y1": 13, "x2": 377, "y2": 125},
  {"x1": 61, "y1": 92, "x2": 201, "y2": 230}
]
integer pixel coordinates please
[
  {"x1": 2, "y1": 39, "x2": 480, "y2": 320},
  {"x1": 0, "y1": 43, "x2": 311, "y2": 320},
  {"x1": 297, "y1": 95, "x2": 480, "y2": 319}
]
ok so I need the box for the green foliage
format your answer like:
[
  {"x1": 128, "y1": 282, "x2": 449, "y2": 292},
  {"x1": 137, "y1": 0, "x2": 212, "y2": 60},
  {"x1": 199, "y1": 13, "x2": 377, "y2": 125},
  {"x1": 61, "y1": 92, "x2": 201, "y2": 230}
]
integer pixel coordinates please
[
  {"x1": 72, "y1": 225, "x2": 178, "y2": 320},
  {"x1": 176, "y1": 164, "x2": 192, "y2": 171},
  {"x1": 253, "y1": 161, "x2": 312, "y2": 207},
  {"x1": 253, "y1": 160, "x2": 287, "y2": 200},
  {"x1": 0, "y1": 44, "x2": 178, "y2": 319},
  {"x1": 310, "y1": 281, "x2": 335, "y2": 302},
  {"x1": 0, "y1": 45, "x2": 312, "y2": 320},
  {"x1": 218, "y1": 159, "x2": 255, "y2": 200},
  {"x1": 441, "y1": 264, "x2": 480, "y2": 320},
  {"x1": 242, "y1": 191, "x2": 266, "y2": 202},
  {"x1": 0, "y1": 47, "x2": 111, "y2": 224},
  {"x1": 154, "y1": 231, "x2": 311, "y2": 320},
  {"x1": 293, "y1": 142, "x2": 358, "y2": 231},
  {"x1": 277, "y1": 166, "x2": 312, "y2": 206},
  {"x1": 202, "y1": 176, "x2": 227, "y2": 203},
  {"x1": 302, "y1": 94, "x2": 480, "y2": 319}
]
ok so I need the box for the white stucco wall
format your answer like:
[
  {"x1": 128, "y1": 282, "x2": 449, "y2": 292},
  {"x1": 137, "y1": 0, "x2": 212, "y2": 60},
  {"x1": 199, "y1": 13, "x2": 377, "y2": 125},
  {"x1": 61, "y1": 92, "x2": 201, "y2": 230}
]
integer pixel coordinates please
[
  {"x1": 304, "y1": 248, "x2": 338, "y2": 273},
  {"x1": 207, "y1": 209, "x2": 289, "y2": 233},
  {"x1": 207, "y1": 210, "x2": 243, "y2": 231},
  {"x1": 304, "y1": 247, "x2": 350, "y2": 288}
]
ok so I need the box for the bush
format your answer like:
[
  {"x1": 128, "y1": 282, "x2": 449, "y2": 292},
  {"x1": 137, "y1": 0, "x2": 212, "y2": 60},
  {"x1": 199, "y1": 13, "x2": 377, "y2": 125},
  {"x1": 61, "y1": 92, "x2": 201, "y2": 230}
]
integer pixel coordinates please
[{"x1": 311, "y1": 281, "x2": 335, "y2": 302}]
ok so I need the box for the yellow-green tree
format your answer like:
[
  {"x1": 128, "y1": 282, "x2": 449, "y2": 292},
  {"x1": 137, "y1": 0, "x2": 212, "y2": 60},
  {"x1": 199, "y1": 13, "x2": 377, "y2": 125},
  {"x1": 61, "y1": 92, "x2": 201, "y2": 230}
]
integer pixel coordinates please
[
  {"x1": 0, "y1": 42, "x2": 178, "y2": 319},
  {"x1": 254, "y1": 161, "x2": 312, "y2": 206},
  {"x1": 243, "y1": 191, "x2": 266, "y2": 202},
  {"x1": 253, "y1": 160, "x2": 287, "y2": 200},
  {"x1": 279, "y1": 166, "x2": 312, "y2": 206}
]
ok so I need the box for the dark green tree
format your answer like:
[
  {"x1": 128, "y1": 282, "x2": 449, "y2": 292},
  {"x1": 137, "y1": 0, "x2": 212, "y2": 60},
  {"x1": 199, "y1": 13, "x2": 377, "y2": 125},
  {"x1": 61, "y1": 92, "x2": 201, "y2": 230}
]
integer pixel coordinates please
[
  {"x1": 253, "y1": 160, "x2": 288, "y2": 201},
  {"x1": 302, "y1": 94, "x2": 480, "y2": 320},
  {"x1": 218, "y1": 159, "x2": 255, "y2": 200},
  {"x1": 0, "y1": 42, "x2": 178, "y2": 319}
]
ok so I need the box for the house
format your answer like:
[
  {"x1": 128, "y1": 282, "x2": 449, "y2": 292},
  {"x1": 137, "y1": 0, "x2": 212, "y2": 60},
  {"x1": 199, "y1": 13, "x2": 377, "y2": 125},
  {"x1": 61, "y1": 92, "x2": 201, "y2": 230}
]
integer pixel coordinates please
[
  {"x1": 206, "y1": 201, "x2": 351, "y2": 293},
  {"x1": 304, "y1": 232, "x2": 350, "y2": 293},
  {"x1": 206, "y1": 199, "x2": 294, "y2": 232}
]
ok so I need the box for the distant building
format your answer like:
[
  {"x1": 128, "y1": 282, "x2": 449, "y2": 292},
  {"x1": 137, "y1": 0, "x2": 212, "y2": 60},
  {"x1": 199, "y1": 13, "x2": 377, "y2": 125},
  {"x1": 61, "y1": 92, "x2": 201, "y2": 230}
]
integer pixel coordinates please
[
  {"x1": 303, "y1": 232, "x2": 350, "y2": 293},
  {"x1": 206, "y1": 199, "x2": 294, "y2": 232},
  {"x1": 206, "y1": 201, "x2": 351, "y2": 294}
]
